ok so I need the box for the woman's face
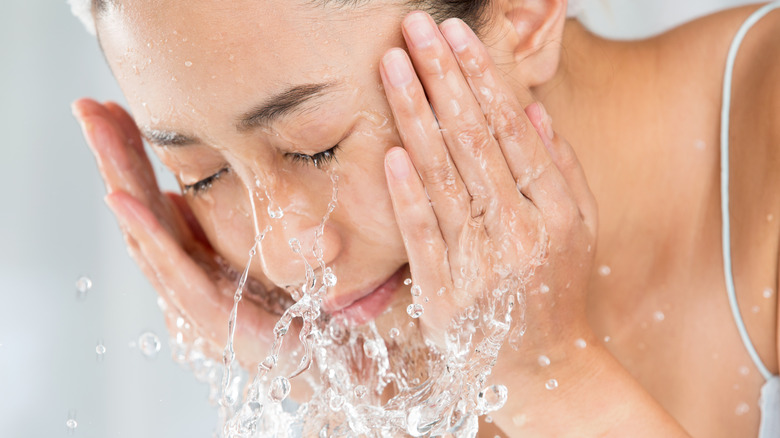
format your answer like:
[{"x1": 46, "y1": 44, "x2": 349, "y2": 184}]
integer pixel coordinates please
[{"x1": 98, "y1": 0, "x2": 417, "y2": 328}]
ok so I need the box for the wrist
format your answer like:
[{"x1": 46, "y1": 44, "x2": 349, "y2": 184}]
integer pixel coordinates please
[
  {"x1": 487, "y1": 340, "x2": 689, "y2": 438},
  {"x1": 488, "y1": 337, "x2": 621, "y2": 435}
]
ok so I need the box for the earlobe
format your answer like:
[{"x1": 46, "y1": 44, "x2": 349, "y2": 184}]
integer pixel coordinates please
[{"x1": 497, "y1": 0, "x2": 567, "y2": 87}]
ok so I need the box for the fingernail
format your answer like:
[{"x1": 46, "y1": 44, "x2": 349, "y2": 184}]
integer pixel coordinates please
[
  {"x1": 382, "y1": 49, "x2": 413, "y2": 87},
  {"x1": 538, "y1": 103, "x2": 555, "y2": 140},
  {"x1": 405, "y1": 12, "x2": 435, "y2": 48},
  {"x1": 386, "y1": 148, "x2": 411, "y2": 180},
  {"x1": 440, "y1": 19, "x2": 470, "y2": 53},
  {"x1": 71, "y1": 101, "x2": 83, "y2": 120}
]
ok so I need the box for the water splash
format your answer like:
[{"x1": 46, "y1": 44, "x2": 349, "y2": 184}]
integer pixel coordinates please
[{"x1": 164, "y1": 168, "x2": 548, "y2": 437}]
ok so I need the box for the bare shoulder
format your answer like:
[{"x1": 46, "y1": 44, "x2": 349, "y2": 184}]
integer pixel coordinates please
[{"x1": 656, "y1": 4, "x2": 780, "y2": 373}]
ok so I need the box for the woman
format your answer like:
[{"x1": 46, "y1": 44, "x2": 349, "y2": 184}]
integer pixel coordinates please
[{"x1": 71, "y1": 0, "x2": 779, "y2": 436}]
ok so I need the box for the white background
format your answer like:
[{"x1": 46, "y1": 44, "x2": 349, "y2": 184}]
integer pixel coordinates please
[{"x1": 0, "y1": 1, "x2": 762, "y2": 437}]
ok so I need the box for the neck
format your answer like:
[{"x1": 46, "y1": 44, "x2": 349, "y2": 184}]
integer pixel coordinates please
[{"x1": 532, "y1": 19, "x2": 631, "y2": 150}]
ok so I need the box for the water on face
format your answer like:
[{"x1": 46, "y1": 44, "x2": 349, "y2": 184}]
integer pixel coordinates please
[{"x1": 166, "y1": 168, "x2": 547, "y2": 437}]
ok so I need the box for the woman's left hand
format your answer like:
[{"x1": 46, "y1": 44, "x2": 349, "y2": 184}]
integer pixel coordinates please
[{"x1": 380, "y1": 9, "x2": 598, "y2": 398}]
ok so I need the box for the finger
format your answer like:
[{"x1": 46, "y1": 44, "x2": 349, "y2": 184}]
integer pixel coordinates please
[
  {"x1": 525, "y1": 103, "x2": 598, "y2": 236},
  {"x1": 74, "y1": 99, "x2": 185, "y2": 240},
  {"x1": 401, "y1": 12, "x2": 525, "y2": 222},
  {"x1": 103, "y1": 101, "x2": 148, "y2": 159},
  {"x1": 385, "y1": 147, "x2": 462, "y2": 346},
  {"x1": 438, "y1": 18, "x2": 575, "y2": 218},
  {"x1": 379, "y1": 48, "x2": 470, "y2": 247},
  {"x1": 73, "y1": 99, "x2": 161, "y2": 206},
  {"x1": 165, "y1": 191, "x2": 211, "y2": 251},
  {"x1": 105, "y1": 190, "x2": 273, "y2": 360}
]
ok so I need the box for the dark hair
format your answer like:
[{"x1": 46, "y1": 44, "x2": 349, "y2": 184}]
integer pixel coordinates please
[{"x1": 407, "y1": 0, "x2": 492, "y2": 34}]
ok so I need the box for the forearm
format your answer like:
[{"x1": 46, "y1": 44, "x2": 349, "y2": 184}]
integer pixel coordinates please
[{"x1": 490, "y1": 343, "x2": 691, "y2": 437}]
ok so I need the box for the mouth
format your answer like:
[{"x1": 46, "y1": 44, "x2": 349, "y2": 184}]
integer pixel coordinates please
[{"x1": 325, "y1": 265, "x2": 407, "y2": 326}]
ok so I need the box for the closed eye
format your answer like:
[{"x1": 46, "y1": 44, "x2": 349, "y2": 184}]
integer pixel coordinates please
[
  {"x1": 183, "y1": 167, "x2": 230, "y2": 195},
  {"x1": 286, "y1": 144, "x2": 340, "y2": 169}
]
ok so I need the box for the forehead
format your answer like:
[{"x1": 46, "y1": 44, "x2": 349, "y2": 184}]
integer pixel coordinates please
[{"x1": 98, "y1": 0, "x2": 401, "y2": 135}]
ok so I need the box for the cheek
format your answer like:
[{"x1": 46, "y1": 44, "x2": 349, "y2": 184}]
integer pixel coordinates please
[
  {"x1": 189, "y1": 180, "x2": 256, "y2": 269},
  {"x1": 336, "y1": 148, "x2": 404, "y2": 251}
]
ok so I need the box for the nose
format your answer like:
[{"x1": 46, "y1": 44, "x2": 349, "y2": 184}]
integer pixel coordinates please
[{"x1": 256, "y1": 209, "x2": 342, "y2": 289}]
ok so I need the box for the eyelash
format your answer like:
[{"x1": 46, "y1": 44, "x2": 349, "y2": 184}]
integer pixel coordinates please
[
  {"x1": 184, "y1": 145, "x2": 340, "y2": 196},
  {"x1": 286, "y1": 144, "x2": 340, "y2": 169},
  {"x1": 184, "y1": 167, "x2": 230, "y2": 195}
]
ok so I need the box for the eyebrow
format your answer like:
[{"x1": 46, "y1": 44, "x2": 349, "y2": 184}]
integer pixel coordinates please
[
  {"x1": 142, "y1": 82, "x2": 335, "y2": 148},
  {"x1": 143, "y1": 129, "x2": 198, "y2": 147},
  {"x1": 237, "y1": 82, "x2": 335, "y2": 131}
]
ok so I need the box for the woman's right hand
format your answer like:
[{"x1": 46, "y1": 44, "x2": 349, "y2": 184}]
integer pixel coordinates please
[{"x1": 72, "y1": 98, "x2": 294, "y2": 372}]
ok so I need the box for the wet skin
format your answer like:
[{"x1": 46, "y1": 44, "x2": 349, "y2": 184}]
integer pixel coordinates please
[{"x1": 73, "y1": 1, "x2": 780, "y2": 437}]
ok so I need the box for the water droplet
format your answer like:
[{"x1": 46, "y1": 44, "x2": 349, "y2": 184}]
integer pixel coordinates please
[
  {"x1": 388, "y1": 328, "x2": 400, "y2": 338},
  {"x1": 407, "y1": 303, "x2": 424, "y2": 318},
  {"x1": 735, "y1": 402, "x2": 750, "y2": 416},
  {"x1": 156, "y1": 296, "x2": 168, "y2": 311},
  {"x1": 138, "y1": 332, "x2": 161, "y2": 359},
  {"x1": 328, "y1": 323, "x2": 347, "y2": 343},
  {"x1": 268, "y1": 205, "x2": 284, "y2": 219},
  {"x1": 653, "y1": 311, "x2": 665, "y2": 322},
  {"x1": 477, "y1": 385, "x2": 508, "y2": 412},
  {"x1": 259, "y1": 355, "x2": 277, "y2": 372},
  {"x1": 603, "y1": 336, "x2": 611, "y2": 343},
  {"x1": 437, "y1": 287, "x2": 445, "y2": 296},
  {"x1": 354, "y1": 385, "x2": 367, "y2": 399},
  {"x1": 95, "y1": 342, "x2": 106, "y2": 356},
  {"x1": 268, "y1": 376, "x2": 291, "y2": 403},
  {"x1": 574, "y1": 338, "x2": 587, "y2": 349},
  {"x1": 537, "y1": 355, "x2": 551, "y2": 367},
  {"x1": 66, "y1": 419, "x2": 78, "y2": 431},
  {"x1": 739, "y1": 366, "x2": 750, "y2": 376},
  {"x1": 75, "y1": 276, "x2": 92, "y2": 300},
  {"x1": 328, "y1": 393, "x2": 345, "y2": 411},
  {"x1": 363, "y1": 340, "x2": 379, "y2": 358},
  {"x1": 508, "y1": 325, "x2": 525, "y2": 351},
  {"x1": 184, "y1": 60, "x2": 192, "y2": 67},
  {"x1": 539, "y1": 283, "x2": 550, "y2": 294},
  {"x1": 323, "y1": 268, "x2": 337, "y2": 287},
  {"x1": 763, "y1": 288, "x2": 774, "y2": 299},
  {"x1": 484, "y1": 415, "x2": 493, "y2": 423},
  {"x1": 410, "y1": 285, "x2": 422, "y2": 297},
  {"x1": 598, "y1": 265, "x2": 611, "y2": 276},
  {"x1": 288, "y1": 238, "x2": 301, "y2": 254},
  {"x1": 404, "y1": 278, "x2": 412, "y2": 286},
  {"x1": 545, "y1": 379, "x2": 558, "y2": 390}
]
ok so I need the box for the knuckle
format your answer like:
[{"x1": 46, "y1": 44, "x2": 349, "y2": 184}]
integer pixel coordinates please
[
  {"x1": 551, "y1": 141, "x2": 579, "y2": 175},
  {"x1": 491, "y1": 99, "x2": 528, "y2": 142},
  {"x1": 419, "y1": 160, "x2": 458, "y2": 190},
  {"x1": 454, "y1": 120, "x2": 491, "y2": 153},
  {"x1": 547, "y1": 201, "x2": 582, "y2": 233},
  {"x1": 460, "y1": 50, "x2": 490, "y2": 78}
]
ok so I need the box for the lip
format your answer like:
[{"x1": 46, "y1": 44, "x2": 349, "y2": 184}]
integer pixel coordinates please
[{"x1": 326, "y1": 265, "x2": 407, "y2": 326}]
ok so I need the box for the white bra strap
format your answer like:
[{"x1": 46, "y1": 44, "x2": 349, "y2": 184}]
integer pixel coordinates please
[{"x1": 720, "y1": 1, "x2": 780, "y2": 381}]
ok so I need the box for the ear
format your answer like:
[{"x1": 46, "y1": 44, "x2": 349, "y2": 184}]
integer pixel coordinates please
[{"x1": 483, "y1": 0, "x2": 567, "y2": 88}]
